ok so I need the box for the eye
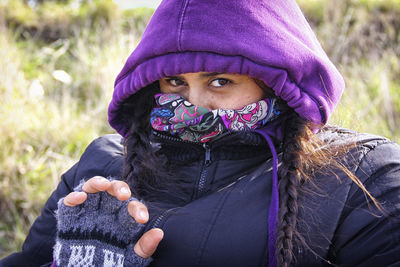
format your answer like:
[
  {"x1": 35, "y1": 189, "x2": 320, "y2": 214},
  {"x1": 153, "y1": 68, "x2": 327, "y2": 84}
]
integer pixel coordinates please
[
  {"x1": 210, "y1": 78, "x2": 230, "y2": 87},
  {"x1": 166, "y1": 78, "x2": 185, "y2": 87}
]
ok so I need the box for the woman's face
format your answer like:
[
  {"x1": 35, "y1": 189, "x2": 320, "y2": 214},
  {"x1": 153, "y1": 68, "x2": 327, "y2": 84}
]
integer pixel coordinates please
[{"x1": 159, "y1": 72, "x2": 268, "y2": 110}]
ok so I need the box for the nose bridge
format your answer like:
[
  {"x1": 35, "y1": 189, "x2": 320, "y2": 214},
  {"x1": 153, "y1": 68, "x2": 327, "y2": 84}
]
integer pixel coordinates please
[{"x1": 186, "y1": 82, "x2": 209, "y2": 108}]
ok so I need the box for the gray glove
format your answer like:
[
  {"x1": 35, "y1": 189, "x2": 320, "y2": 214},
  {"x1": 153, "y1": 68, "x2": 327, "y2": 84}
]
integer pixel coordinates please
[{"x1": 53, "y1": 179, "x2": 152, "y2": 266}]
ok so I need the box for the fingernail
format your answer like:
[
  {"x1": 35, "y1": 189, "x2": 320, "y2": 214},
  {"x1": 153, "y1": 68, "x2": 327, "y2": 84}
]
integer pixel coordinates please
[
  {"x1": 71, "y1": 191, "x2": 82, "y2": 197},
  {"x1": 120, "y1": 187, "x2": 129, "y2": 194},
  {"x1": 139, "y1": 210, "x2": 147, "y2": 220},
  {"x1": 96, "y1": 177, "x2": 108, "y2": 183}
]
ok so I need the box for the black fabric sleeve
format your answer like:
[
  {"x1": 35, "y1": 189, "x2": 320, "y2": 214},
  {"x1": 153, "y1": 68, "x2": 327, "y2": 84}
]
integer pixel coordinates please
[
  {"x1": 0, "y1": 134, "x2": 123, "y2": 267},
  {"x1": 329, "y1": 142, "x2": 400, "y2": 266}
]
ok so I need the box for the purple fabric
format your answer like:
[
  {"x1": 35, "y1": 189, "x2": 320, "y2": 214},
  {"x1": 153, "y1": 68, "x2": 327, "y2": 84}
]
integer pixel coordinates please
[
  {"x1": 108, "y1": 0, "x2": 345, "y2": 137},
  {"x1": 255, "y1": 129, "x2": 279, "y2": 267},
  {"x1": 106, "y1": 0, "x2": 345, "y2": 264}
]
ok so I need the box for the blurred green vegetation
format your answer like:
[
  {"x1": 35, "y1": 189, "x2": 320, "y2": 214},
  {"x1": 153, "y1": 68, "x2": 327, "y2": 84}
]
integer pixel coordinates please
[
  {"x1": 1, "y1": 0, "x2": 400, "y2": 258},
  {"x1": 298, "y1": 0, "x2": 400, "y2": 140},
  {"x1": 0, "y1": 0, "x2": 154, "y2": 256}
]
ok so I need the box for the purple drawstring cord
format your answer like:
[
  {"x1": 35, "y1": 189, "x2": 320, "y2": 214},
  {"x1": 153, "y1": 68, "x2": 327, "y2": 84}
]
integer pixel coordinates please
[
  {"x1": 50, "y1": 131, "x2": 280, "y2": 267},
  {"x1": 255, "y1": 129, "x2": 279, "y2": 267}
]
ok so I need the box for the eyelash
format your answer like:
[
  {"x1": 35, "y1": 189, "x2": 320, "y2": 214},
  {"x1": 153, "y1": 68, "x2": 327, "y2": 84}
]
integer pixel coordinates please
[
  {"x1": 165, "y1": 78, "x2": 185, "y2": 87},
  {"x1": 210, "y1": 78, "x2": 231, "y2": 87},
  {"x1": 165, "y1": 78, "x2": 231, "y2": 87}
]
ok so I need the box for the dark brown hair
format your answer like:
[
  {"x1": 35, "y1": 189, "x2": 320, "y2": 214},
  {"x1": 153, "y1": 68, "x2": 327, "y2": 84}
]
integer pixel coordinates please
[
  {"x1": 120, "y1": 82, "x2": 189, "y2": 204},
  {"x1": 275, "y1": 113, "x2": 382, "y2": 266},
  {"x1": 120, "y1": 83, "x2": 381, "y2": 266}
]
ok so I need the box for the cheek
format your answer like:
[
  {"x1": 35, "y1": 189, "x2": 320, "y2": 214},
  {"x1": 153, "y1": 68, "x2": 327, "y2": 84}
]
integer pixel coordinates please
[
  {"x1": 159, "y1": 81, "x2": 167, "y2": 92},
  {"x1": 159, "y1": 81, "x2": 178, "y2": 93},
  {"x1": 217, "y1": 95, "x2": 256, "y2": 109},
  {"x1": 160, "y1": 85, "x2": 172, "y2": 93},
  {"x1": 229, "y1": 89, "x2": 264, "y2": 108}
]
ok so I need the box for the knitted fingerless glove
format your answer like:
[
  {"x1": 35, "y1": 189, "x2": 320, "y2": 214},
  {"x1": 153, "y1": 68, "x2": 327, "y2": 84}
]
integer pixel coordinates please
[{"x1": 53, "y1": 179, "x2": 152, "y2": 267}]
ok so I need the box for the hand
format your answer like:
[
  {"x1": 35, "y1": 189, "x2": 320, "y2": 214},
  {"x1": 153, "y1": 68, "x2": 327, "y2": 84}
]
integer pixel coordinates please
[{"x1": 63, "y1": 176, "x2": 164, "y2": 259}]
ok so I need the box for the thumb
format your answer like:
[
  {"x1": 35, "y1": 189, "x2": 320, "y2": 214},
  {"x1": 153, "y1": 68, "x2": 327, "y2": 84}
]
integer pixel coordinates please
[{"x1": 134, "y1": 228, "x2": 164, "y2": 259}]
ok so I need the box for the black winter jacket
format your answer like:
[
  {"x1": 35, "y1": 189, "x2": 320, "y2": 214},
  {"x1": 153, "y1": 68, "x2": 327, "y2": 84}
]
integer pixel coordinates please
[{"x1": 1, "y1": 127, "x2": 400, "y2": 267}]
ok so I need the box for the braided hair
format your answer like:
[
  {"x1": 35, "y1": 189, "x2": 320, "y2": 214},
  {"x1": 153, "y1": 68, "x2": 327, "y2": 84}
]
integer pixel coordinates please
[
  {"x1": 276, "y1": 112, "x2": 304, "y2": 266},
  {"x1": 120, "y1": 83, "x2": 188, "y2": 204},
  {"x1": 120, "y1": 85, "x2": 381, "y2": 265},
  {"x1": 120, "y1": 83, "x2": 167, "y2": 199},
  {"x1": 275, "y1": 112, "x2": 382, "y2": 266}
]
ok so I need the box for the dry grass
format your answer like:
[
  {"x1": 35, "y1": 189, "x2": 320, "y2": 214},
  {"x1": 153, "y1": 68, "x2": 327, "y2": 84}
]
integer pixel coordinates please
[
  {"x1": 0, "y1": 8, "x2": 141, "y2": 255},
  {"x1": 0, "y1": 0, "x2": 399, "y2": 257}
]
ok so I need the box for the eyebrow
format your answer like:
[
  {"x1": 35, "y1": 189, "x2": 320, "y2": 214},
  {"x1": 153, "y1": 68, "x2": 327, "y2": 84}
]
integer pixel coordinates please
[{"x1": 164, "y1": 75, "x2": 182, "y2": 79}]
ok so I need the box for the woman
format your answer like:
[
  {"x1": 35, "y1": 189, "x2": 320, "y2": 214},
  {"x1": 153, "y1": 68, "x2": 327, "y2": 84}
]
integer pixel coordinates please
[{"x1": 2, "y1": 0, "x2": 400, "y2": 266}]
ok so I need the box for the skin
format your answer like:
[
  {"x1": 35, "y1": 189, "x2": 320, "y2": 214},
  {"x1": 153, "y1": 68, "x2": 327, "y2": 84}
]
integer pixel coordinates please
[
  {"x1": 64, "y1": 72, "x2": 271, "y2": 259},
  {"x1": 159, "y1": 72, "x2": 268, "y2": 109},
  {"x1": 63, "y1": 177, "x2": 163, "y2": 258}
]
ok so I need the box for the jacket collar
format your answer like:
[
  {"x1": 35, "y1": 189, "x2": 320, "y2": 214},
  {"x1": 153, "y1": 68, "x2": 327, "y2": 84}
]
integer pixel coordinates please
[{"x1": 151, "y1": 130, "x2": 280, "y2": 163}]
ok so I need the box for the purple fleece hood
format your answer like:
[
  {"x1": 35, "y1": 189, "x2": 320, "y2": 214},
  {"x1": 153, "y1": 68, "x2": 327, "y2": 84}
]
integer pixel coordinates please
[{"x1": 108, "y1": 0, "x2": 345, "y2": 137}]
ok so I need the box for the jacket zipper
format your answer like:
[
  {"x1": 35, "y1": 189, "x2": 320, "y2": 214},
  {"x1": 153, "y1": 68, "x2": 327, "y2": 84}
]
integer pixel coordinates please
[
  {"x1": 151, "y1": 145, "x2": 212, "y2": 228},
  {"x1": 152, "y1": 207, "x2": 180, "y2": 229},
  {"x1": 153, "y1": 130, "x2": 249, "y2": 199},
  {"x1": 150, "y1": 130, "x2": 269, "y2": 230},
  {"x1": 152, "y1": 212, "x2": 166, "y2": 229},
  {"x1": 203, "y1": 143, "x2": 211, "y2": 166},
  {"x1": 152, "y1": 130, "x2": 212, "y2": 197},
  {"x1": 196, "y1": 143, "x2": 211, "y2": 198},
  {"x1": 152, "y1": 130, "x2": 199, "y2": 145},
  {"x1": 152, "y1": 129, "x2": 236, "y2": 147}
]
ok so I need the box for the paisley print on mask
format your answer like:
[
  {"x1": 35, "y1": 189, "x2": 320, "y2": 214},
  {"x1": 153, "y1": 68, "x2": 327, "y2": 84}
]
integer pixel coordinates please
[{"x1": 150, "y1": 93, "x2": 285, "y2": 143}]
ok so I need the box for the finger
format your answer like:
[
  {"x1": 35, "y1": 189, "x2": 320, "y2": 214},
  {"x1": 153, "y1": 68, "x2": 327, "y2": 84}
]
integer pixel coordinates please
[
  {"x1": 127, "y1": 200, "x2": 149, "y2": 224},
  {"x1": 81, "y1": 176, "x2": 111, "y2": 193},
  {"x1": 107, "y1": 180, "x2": 131, "y2": 201},
  {"x1": 63, "y1": 192, "x2": 87, "y2": 207},
  {"x1": 134, "y1": 228, "x2": 164, "y2": 259}
]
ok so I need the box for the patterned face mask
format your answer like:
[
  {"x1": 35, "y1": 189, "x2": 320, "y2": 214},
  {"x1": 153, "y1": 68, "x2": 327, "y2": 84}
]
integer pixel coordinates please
[{"x1": 150, "y1": 93, "x2": 285, "y2": 143}]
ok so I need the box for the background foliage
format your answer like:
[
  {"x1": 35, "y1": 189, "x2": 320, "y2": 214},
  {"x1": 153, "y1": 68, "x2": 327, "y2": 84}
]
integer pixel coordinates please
[{"x1": 1, "y1": 0, "x2": 399, "y2": 257}]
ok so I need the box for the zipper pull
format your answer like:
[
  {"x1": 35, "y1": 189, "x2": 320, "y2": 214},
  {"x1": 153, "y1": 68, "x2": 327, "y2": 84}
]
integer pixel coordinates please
[{"x1": 203, "y1": 143, "x2": 211, "y2": 166}]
